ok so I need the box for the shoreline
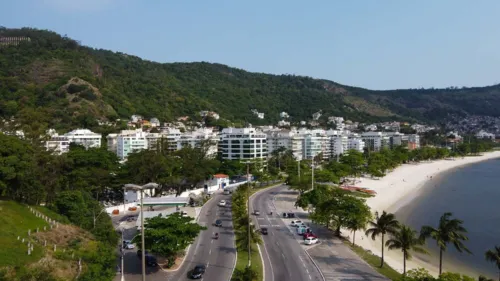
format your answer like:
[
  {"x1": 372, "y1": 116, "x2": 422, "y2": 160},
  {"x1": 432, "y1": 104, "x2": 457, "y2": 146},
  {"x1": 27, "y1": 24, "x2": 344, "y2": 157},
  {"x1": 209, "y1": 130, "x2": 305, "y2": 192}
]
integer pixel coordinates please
[{"x1": 349, "y1": 151, "x2": 500, "y2": 276}]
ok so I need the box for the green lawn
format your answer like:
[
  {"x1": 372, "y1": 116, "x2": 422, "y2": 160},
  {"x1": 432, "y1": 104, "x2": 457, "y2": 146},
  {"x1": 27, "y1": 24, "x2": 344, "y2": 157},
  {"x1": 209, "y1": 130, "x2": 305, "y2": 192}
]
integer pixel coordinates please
[
  {"x1": 233, "y1": 243, "x2": 263, "y2": 281},
  {"x1": 32, "y1": 205, "x2": 70, "y2": 224},
  {"x1": 0, "y1": 201, "x2": 49, "y2": 267},
  {"x1": 343, "y1": 240, "x2": 402, "y2": 280}
]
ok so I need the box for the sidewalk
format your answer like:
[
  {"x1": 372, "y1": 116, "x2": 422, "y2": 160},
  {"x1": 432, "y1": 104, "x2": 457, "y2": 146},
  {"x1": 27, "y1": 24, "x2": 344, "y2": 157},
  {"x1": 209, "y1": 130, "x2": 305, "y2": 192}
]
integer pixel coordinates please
[{"x1": 273, "y1": 190, "x2": 388, "y2": 281}]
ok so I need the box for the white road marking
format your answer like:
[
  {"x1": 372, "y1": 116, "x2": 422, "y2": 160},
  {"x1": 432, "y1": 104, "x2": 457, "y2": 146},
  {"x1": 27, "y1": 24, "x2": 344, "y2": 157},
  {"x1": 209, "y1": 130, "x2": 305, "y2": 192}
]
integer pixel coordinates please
[
  {"x1": 308, "y1": 274, "x2": 312, "y2": 280},
  {"x1": 211, "y1": 239, "x2": 213, "y2": 244},
  {"x1": 276, "y1": 241, "x2": 280, "y2": 246},
  {"x1": 209, "y1": 249, "x2": 212, "y2": 255},
  {"x1": 259, "y1": 224, "x2": 269, "y2": 227},
  {"x1": 281, "y1": 253, "x2": 285, "y2": 259}
]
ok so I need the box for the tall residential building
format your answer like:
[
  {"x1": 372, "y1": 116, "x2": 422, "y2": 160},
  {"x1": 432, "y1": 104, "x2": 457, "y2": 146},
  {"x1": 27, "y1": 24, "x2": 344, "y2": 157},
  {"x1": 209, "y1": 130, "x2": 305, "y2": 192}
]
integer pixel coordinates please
[
  {"x1": 117, "y1": 130, "x2": 148, "y2": 160},
  {"x1": 218, "y1": 127, "x2": 267, "y2": 161},
  {"x1": 64, "y1": 129, "x2": 102, "y2": 149},
  {"x1": 160, "y1": 128, "x2": 182, "y2": 152},
  {"x1": 348, "y1": 136, "x2": 365, "y2": 152},
  {"x1": 326, "y1": 129, "x2": 348, "y2": 157},
  {"x1": 177, "y1": 128, "x2": 219, "y2": 156},
  {"x1": 361, "y1": 132, "x2": 387, "y2": 152},
  {"x1": 301, "y1": 129, "x2": 329, "y2": 160},
  {"x1": 266, "y1": 130, "x2": 303, "y2": 160}
]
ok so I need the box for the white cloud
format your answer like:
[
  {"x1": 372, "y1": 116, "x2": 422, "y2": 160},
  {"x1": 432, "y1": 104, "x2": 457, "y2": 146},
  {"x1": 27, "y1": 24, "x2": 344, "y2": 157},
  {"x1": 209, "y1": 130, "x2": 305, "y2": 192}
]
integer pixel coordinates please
[{"x1": 42, "y1": 0, "x2": 116, "y2": 13}]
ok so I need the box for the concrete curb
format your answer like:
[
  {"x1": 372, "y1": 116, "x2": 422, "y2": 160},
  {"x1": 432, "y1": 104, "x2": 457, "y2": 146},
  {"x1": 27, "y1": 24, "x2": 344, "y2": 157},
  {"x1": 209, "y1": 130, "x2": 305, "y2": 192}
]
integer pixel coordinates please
[
  {"x1": 257, "y1": 243, "x2": 265, "y2": 281},
  {"x1": 304, "y1": 248, "x2": 326, "y2": 281}
]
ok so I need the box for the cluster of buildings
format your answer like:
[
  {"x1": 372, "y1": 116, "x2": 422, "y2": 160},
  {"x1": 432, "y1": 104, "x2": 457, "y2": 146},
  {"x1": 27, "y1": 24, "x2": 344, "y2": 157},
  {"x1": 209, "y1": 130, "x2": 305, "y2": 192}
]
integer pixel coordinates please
[{"x1": 42, "y1": 115, "x2": 421, "y2": 162}]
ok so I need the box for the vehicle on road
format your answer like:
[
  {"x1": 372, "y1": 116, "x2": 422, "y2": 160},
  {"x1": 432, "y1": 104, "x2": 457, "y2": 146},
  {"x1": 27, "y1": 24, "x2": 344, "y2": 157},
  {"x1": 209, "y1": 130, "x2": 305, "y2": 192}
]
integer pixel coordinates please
[
  {"x1": 146, "y1": 255, "x2": 157, "y2": 267},
  {"x1": 297, "y1": 226, "x2": 310, "y2": 235},
  {"x1": 291, "y1": 220, "x2": 303, "y2": 226},
  {"x1": 304, "y1": 237, "x2": 319, "y2": 245},
  {"x1": 303, "y1": 232, "x2": 318, "y2": 240},
  {"x1": 214, "y1": 232, "x2": 219, "y2": 239},
  {"x1": 261, "y1": 227, "x2": 268, "y2": 235},
  {"x1": 123, "y1": 240, "x2": 135, "y2": 249},
  {"x1": 190, "y1": 264, "x2": 206, "y2": 279},
  {"x1": 218, "y1": 200, "x2": 227, "y2": 207},
  {"x1": 283, "y1": 212, "x2": 296, "y2": 218},
  {"x1": 137, "y1": 250, "x2": 150, "y2": 257},
  {"x1": 223, "y1": 189, "x2": 231, "y2": 195},
  {"x1": 254, "y1": 210, "x2": 260, "y2": 216},
  {"x1": 214, "y1": 219, "x2": 222, "y2": 227}
]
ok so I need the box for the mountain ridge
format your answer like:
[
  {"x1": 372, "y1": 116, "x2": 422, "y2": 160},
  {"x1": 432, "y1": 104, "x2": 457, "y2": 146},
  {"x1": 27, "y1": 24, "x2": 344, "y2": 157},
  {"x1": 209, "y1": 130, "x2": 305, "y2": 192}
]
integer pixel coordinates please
[{"x1": 1, "y1": 27, "x2": 500, "y2": 133}]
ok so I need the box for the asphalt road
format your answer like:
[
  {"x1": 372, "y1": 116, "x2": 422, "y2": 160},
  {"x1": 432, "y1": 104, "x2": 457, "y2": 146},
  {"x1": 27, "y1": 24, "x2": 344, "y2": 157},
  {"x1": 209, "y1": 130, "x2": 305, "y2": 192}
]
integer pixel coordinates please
[
  {"x1": 113, "y1": 191, "x2": 236, "y2": 281},
  {"x1": 250, "y1": 185, "x2": 324, "y2": 281},
  {"x1": 167, "y1": 191, "x2": 236, "y2": 281}
]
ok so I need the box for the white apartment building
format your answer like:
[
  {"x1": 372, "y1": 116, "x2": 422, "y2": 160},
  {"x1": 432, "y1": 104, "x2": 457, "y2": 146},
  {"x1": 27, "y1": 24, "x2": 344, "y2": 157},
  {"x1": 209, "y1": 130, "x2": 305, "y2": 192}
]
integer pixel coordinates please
[
  {"x1": 348, "y1": 136, "x2": 365, "y2": 152},
  {"x1": 45, "y1": 136, "x2": 70, "y2": 154},
  {"x1": 266, "y1": 130, "x2": 303, "y2": 160},
  {"x1": 280, "y1": 112, "x2": 290, "y2": 119},
  {"x1": 326, "y1": 129, "x2": 348, "y2": 157},
  {"x1": 117, "y1": 130, "x2": 148, "y2": 160},
  {"x1": 300, "y1": 129, "x2": 329, "y2": 160},
  {"x1": 107, "y1": 133, "x2": 118, "y2": 152},
  {"x1": 361, "y1": 132, "x2": 389, "y2": 152},
  {"x1": 177, "y1": 128, "x2": 219, "y2": 156},
  {"x1": 150, "y1": 118, "x2": 161, "y2": 127},
  {"x1": 64, "y1": 129, "x2": 102, "y2": 149},
  {"x1": 219, "y1": 127, "x2": 267, "y2": 161},
  {"x1": 160, "y1": 128, "x2": 182, "y2": 151},
  {"x1": 476, "y1": 130, "x2": 495, "y2": 140},
  {"x1": 277, "y1": 120, "x2": 291, "y2": 127}
]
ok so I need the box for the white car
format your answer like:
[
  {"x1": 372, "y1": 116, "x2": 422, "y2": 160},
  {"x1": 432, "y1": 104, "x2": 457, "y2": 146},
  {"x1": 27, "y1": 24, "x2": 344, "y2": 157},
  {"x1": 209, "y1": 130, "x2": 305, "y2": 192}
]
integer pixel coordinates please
[
  {"x1": 218, "y1": 200, "x2": 227, "y2": 207},
  {"x1": 291, "y1": 220, "x2": 303, "y2": 227},
  {"x1": 304, "y1": 237, "x2": 319, "y2": 245},
  {"x1": 123, "y1": 240, "x2": 136, "y2": 249}
]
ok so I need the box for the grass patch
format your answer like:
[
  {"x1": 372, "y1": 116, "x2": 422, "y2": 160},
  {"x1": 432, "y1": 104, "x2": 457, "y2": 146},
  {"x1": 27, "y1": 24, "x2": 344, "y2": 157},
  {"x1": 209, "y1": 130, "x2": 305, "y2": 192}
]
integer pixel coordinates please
[
  {"x1": 343, "y1": 240, "x2": 401, "y2": 280},
  {"x1": 32, "y1": 206, "x2": 70, "y2": 224},
  {"x1": 233, "y1": 244, "x2": 262, "y2": 281},
  {"x1": 0, "y1": 201, "x2": 49, "y2": 267}
]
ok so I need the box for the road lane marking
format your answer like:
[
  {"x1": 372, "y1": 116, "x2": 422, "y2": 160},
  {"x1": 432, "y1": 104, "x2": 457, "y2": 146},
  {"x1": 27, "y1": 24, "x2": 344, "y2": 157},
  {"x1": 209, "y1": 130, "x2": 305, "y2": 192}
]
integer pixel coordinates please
[
  {"x1": 281, "y1": 253, "x2": 285, "y2": 259},
  {"x1": 259, "y1": 224, "x2": 269, "y2": 227},
  {"x1": 308, "y1": 274, "x2": 312, "y2": 280},
  {"x1": 209, "y1": 249, "x2": 211, "y2": 255},
  {"x1": 275, "y1": 241, "x2": 279, "y2": 246},
  {"x1": 211, "y1": 239, "x2": 213, "y2": 244}
]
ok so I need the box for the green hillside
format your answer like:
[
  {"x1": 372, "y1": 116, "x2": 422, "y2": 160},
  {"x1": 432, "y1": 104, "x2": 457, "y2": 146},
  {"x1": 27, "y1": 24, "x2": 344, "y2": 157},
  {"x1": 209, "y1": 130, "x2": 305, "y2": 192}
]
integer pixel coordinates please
[{"x1": 1, "y1": 27, "x2": 500, "y2": 133}]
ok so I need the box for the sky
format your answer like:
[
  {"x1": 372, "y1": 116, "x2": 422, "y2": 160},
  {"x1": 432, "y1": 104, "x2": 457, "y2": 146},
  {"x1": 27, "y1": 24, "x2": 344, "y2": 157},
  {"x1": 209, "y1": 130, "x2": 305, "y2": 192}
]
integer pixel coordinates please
[{"x1": 1, "y1": 0, "x2": 500, "y2": 90}]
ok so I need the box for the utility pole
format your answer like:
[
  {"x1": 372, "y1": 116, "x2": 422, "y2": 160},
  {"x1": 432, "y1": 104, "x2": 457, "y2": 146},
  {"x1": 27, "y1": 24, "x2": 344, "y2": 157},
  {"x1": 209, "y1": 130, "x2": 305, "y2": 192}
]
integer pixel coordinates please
[
  {"x1": 243, "y1": 161, "x2": 252, "y2": 267},
  {"x1": 121, "y1": 229, "x2": 125, "y2": 281},
  {"x1": 297, "y1": 159, "x2": 301, "y2": 181},
  {"x1": 311, "y1": 157, "x2": 315, "y2": 190}
]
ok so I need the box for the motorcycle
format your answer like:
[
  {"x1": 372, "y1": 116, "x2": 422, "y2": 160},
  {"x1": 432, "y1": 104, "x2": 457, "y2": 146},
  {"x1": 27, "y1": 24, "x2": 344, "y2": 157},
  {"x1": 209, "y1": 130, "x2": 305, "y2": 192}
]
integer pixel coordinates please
[{"x1": 214, "y1": 233, "x2": 219, "y2": 240}]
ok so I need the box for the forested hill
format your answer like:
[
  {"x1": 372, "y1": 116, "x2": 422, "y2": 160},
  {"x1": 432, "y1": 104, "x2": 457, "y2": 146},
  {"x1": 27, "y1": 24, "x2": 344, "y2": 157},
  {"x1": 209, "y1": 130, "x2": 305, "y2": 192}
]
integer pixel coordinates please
[{"x1": 1, "y1": 27, "x2": 500, "y2": 133}]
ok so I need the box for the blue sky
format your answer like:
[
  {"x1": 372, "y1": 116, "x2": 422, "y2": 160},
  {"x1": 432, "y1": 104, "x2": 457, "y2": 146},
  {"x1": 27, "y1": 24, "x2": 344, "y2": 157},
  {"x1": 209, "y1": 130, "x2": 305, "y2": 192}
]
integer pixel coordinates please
[{"x1": 1, "y1": 0, "x2": 500, "y2": 90}]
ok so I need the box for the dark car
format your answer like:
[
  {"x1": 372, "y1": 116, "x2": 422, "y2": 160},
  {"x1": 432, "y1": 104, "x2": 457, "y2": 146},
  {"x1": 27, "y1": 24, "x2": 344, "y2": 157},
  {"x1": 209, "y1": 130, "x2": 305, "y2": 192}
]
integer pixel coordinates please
[
  {"x1": 287, "y1": 212, "x2": 295, "y2": 218},
  {"x1": 261, "y1": 228, "x2": 268, "y2": 235},
  {"x1": 190, "y1": 265, "x2": 206, "y2": 279},
  {"x1": 214, "y1": 219, "x2": 222, "y2": 227},
  {"x1": 254, "y1": 210, "x2": 260, "y2": 216},
  {"x1": 145, "y1": 255, "x2": 157, "y2": 267}
]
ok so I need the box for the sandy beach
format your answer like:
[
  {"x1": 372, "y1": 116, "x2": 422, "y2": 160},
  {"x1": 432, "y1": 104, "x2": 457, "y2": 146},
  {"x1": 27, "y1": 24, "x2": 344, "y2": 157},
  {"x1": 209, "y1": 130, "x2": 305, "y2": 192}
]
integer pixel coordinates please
[{"x1": 347, "y1": 151, "x2": 500, "y2": 276}]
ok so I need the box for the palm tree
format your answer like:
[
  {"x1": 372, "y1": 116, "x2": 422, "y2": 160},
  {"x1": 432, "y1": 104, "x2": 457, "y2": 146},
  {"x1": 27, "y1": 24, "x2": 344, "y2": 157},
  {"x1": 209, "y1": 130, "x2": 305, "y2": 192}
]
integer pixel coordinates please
[
  {"x1": 365, "y1": 211, "x2": 400, "y2": 267},
  {"x1": 485, "y1": 246, "x2": 500, "y2": 281},
  {"x1": 235, "y1": 223, "x2": 262, "y2": 251},
  {"x1": 420, "y1": 212, "x2": 471, "y2": 275},
  {"x1": 386, "y1": 224, "x2": 428, "y2": 275}
]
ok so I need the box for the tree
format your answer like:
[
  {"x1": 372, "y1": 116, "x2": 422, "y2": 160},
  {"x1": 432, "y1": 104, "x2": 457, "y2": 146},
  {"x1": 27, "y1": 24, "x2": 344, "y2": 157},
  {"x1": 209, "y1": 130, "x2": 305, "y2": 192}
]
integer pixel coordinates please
[
  {"x1": 365, "y1": 211, "x2": 400, "y2": 267},
  {"x1": 340, "y1": 150, "x2": 365, "y2": 178},
  {"x1": 420, "y1": 212, "x2": 471, "y2": 275},
  {"x1": 132, "y1": 213, "x2": 206, "y2": 267},
  {"x1": 346, "y1": 209, "x2": 371, "y2": 246},
  {"x1": 314, "y1": 189, "x2": 371, "y2": 236},
  {"x1": 386, "y1": 224, "x2": 428, "y2": 275},
  {"x1": 485, "y1": 246, "x2": 500, "y2": 281},
  {"x1": 235, "y1": 221, "x2": 262, "y2": 251}
]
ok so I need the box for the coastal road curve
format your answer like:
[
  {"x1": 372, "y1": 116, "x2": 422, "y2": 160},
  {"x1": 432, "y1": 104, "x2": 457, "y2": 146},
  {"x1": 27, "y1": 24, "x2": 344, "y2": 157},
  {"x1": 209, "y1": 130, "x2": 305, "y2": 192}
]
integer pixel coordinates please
[
  {"x1": 250, "y1": 185, "x2": 324, "y2": 281},
  {"x1": 167, "y1": 191, "x2": 236, "y2": 281}
]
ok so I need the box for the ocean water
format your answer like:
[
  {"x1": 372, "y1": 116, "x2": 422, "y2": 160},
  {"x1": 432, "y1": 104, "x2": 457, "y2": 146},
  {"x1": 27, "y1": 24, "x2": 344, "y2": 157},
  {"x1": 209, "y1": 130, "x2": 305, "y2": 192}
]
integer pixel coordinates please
[{"x1": 395, "y1": 158, "x2": 500, "y2": 278}]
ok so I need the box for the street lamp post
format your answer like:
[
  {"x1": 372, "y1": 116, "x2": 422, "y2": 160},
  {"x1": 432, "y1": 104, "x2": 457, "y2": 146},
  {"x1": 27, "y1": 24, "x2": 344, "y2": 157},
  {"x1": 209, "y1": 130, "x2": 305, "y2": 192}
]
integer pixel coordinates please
[
  {"x1": 120, "y1": 228, "x2": 125, "y2": 281},
  {"x1": 242, "y1": 161, "x2": 252, "y2": 267},
  {"x1": 123, "y1": 183, "x2": 159, "y2": 281}
]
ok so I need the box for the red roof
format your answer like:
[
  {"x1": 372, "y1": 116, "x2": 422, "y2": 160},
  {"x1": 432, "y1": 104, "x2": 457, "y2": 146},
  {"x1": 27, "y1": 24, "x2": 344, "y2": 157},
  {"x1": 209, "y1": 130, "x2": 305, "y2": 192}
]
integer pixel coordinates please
[{"x1": 213, "y1": 174, "x2": 229, "y2": 179}]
